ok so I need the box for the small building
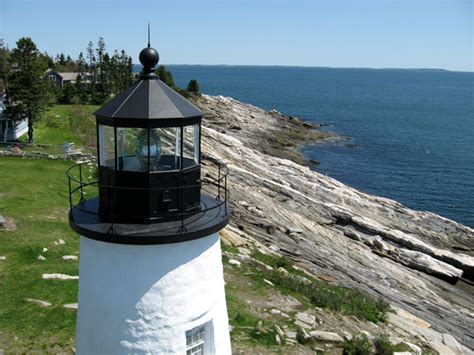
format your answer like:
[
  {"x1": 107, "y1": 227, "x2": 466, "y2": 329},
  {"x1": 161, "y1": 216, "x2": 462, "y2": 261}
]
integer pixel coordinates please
[
  {"x1": 0, "y1": 99, "x2": 27, "y2": 142},
  {"x1": 44, "y1": 69, "x2": 92, "y2": 88}
]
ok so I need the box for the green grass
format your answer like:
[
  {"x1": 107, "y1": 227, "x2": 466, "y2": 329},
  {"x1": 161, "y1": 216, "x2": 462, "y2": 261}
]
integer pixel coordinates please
[
  {"x1": 19, "y1": 104, "x2": 99, "y2": 146},
  {"x1": 251, "y1": 249, "x2": 292, "y2": 270},
  {"x1": 225, "y1": 278, "x2": 279, "y2": 347},
  {"x1": 247, "y1": 250, "x2": 390, "y2": 324},
  {"x1": 0, "y1": 157, "x2": 78, "y2": 352}
]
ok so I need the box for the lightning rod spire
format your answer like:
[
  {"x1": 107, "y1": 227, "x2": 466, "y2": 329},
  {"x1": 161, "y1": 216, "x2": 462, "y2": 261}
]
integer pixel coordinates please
[{"x1": 147, "y1": 23, "x2": 151, "y2": 48}]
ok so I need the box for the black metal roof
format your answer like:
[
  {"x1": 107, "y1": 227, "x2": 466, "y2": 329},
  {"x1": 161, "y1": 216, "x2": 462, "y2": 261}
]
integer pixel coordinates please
[{"x1": 94, "y1": 77, "x2": 202, "y2": 121}]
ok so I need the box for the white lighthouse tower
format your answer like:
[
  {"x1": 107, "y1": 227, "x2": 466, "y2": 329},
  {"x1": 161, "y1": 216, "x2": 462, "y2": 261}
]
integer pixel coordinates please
[{"x1": 67, "y1": 39, "x2": 231, "y2": 354}]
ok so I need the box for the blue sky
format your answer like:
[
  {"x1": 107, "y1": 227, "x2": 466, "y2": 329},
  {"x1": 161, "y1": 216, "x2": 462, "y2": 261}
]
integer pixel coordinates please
[{"x1": 0, "y1": 0, "x2": 472, "y2": 71}]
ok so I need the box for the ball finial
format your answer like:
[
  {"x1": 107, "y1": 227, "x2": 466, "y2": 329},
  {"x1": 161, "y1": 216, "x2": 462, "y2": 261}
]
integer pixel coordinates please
[{"x1": 139, "y1": 47, "x2": 159, "y2": 75}]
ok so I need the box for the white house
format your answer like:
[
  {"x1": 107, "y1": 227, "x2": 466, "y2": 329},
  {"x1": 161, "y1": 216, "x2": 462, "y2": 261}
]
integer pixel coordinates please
[{"x1": 0, "y1": 99, "x2": 27, "y2": 142}]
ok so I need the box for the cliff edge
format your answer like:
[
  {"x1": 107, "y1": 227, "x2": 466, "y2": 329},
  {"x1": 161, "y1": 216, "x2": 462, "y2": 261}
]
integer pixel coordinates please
[{"x1": 194, "y1": 94, "x2": 474, "y2": 353}]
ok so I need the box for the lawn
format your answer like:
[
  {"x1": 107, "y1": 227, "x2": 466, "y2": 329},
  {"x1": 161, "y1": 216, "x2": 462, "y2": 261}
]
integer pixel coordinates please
[
  {"x1": 0, "y1": 157, "x2": 78, "y2": 353},
  {"x1": 19, "y1": 105, "x2": 99, "y2": 146}
]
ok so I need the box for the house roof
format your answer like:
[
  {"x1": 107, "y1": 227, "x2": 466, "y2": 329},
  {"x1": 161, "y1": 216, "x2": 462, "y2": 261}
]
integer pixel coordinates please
[
  {"x1": 58, "y1": 72, "x2": 81, "y2": 81},
  {"x1": 94, "y1": 77, "x2": 202, "y2": 122}
]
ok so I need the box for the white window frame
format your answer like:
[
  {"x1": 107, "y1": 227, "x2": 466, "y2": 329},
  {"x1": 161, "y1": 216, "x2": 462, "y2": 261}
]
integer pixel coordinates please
[
  {"x1": 49, "y1": 74, "x2": 56, "y2": 81},
  {"x1": 185, "y1": 320, "x2": 213, "y2": 355}
]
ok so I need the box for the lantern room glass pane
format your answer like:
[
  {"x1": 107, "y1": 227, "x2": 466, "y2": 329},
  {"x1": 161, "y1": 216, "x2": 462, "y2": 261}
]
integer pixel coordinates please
[
  {"x1": 99, "y1": 124, "x2": 115, "y2": 168},
  {"x1": 150, "y1": 127, "x2": 181, "y2": 171},
  {"x1": 183, "y1": 124, "x2": 199, "y2": 168},
  {"x1": 117, "y1": 128, "x2": 147, "y2": 172}
]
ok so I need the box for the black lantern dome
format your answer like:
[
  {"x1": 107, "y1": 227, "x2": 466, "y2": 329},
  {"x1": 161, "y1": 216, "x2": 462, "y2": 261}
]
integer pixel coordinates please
[{"x1": 67, "y1": 40, "x2": 229, "y2": 245}]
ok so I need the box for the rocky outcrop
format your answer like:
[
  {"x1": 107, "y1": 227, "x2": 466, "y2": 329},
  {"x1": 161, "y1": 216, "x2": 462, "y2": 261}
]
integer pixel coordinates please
[{"x1": 193, "y1": 94, "x2": 474, "y2": 352}]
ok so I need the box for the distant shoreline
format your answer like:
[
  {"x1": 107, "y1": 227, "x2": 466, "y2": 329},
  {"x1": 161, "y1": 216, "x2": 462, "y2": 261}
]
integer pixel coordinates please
[{"x1": 133, "y1": 63, "x2": 473, "y2": 74}]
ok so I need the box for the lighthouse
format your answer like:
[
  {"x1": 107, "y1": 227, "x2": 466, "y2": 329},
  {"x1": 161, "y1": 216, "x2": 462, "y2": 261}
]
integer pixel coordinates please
[{"x1": 67, "y1": 39, "x2": 231, "y2": 354}]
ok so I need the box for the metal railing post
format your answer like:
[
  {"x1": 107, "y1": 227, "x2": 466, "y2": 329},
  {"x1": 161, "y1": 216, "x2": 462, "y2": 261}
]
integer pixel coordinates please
[
  {"x1": 68, "y1": 176, "x2": 72, "y2": 209},
  {"x1": 224, "y1": 174, "x2": 228, "y2": 216},
  {"x1": 217, "y1": 163, "x2": 221, "y2": 200},
  {"x1": 79, "y1": 164, "x2": 85, "y2": 204}
]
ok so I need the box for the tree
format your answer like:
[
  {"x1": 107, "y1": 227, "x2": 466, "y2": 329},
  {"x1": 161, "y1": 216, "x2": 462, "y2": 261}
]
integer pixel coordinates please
[
  {"x1": 40, "y1": 52, "x2": 54, "y2": 69},
  {"x1": 60, "y1": 82, "x2": 77, "y2": 104},
  {"x1": 77, "y1": 52, "x2": 86, "y2": 73},
  {"x1": 112, "y1": 49, "x2": 133, "y2": 93},
  {"x1": 6, "y1": 37, "x2": 49, "y2": 143},
  {"x1": 186, "y1": 79, "x2": 200, "y2": 95},
  {"x1": 156, "y1": 65, "x2": 175, "y2": 87},
  {"x1": 95, "y1": 37, "x2": 107, "y2": 102},
  {"x1": 86, "y1": 41, "x2": 96, "y2": 102},
  {"x1": 57, "y1": 53, "x2": 66, "y2": 66},
  {"x1": 0, "y1": 37, "x2": 10, "y2": 92}
]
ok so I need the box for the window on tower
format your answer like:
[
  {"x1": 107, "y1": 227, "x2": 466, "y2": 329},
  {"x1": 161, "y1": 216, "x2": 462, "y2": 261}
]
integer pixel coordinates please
[
  {"x1": 98, "y1": 124, "x2": 115, "y2": 168},
  {"x1": 185, "y1": 321, "x2": 212, "y2": 354},
  {"x1": 183, "y1": 124, "x2": 200, "y2": 169}
]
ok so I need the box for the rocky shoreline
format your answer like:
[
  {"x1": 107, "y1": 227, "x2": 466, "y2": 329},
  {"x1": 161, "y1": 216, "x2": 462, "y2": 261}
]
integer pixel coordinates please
[{"x1": 192, "y1": 94, "x2": 474, "y2": 353}]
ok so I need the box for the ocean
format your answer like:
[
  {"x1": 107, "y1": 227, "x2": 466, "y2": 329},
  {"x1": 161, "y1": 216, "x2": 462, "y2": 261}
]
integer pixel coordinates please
[{"x1": 163, "y1": 65, "x2": 473, "y2": 228}]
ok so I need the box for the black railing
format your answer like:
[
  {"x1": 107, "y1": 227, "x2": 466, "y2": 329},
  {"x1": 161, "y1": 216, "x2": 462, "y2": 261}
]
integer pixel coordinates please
[{"x1": 66, "y1": 157, "x2": 229, "y2": 234}]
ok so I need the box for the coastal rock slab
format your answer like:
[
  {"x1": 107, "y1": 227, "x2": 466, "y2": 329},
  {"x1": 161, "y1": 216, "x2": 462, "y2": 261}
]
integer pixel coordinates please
[
  {"x1": 220, "y1": 227, "x2": 246, "y2": 247},
  {"x1": 309, "y1": 331, "x2": 344, "y2": 342},
  {"x1": 398, "y1": 249, "x2": 463, "y2": 280},
  {"x1": 25, "y1": 298, "x2": 51, "y2": 307},
  {"x1": 42, "y1": 273, "x2": 78, "y2": 280},
  {"x1": 62, "y1": 255, "x2": 78, "y2": 261},
  {"x1": 63, "y1": 303, "x2": 78, "y2": 309},
  {"x1": 295, "y1": 312, "x2": 316, "y2": 327}
]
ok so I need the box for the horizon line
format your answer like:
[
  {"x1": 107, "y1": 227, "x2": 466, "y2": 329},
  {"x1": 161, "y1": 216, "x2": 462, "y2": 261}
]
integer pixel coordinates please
[{"x1": 136, "y1": 63, "x2": 473, "y2": 74}]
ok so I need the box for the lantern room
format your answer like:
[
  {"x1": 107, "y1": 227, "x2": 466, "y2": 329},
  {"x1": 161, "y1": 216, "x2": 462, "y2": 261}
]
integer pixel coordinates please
[
  {"x1": 94, "y1": 55, "x2": 203, "y2": 223},
  {"x1": 67, "y1": 43, "x2": 229, "y2": 244}
]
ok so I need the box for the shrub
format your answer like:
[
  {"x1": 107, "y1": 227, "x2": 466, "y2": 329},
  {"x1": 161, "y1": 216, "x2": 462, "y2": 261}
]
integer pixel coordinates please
[
  {"x1": 249, "y1": 327, "x2": 278, "y2": 346},
  {"x1": 186, "y1": 79, "x2": 200, "y2": 95},
  {"x1": 374, "y1": 334, "x2": 411, "y2": 355},
  {"x1": 343, "y1": 334, "x2": 373, "y2": 355}
]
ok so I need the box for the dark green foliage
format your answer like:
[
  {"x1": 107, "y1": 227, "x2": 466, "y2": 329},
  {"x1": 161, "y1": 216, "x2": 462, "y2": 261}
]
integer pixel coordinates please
[
  {"x1": 186, "y1": 79, "x2": 200, "y2": 94},
  {"x1": 249, "y1": 327, "x2": 278, "y2": 346},
  {"x1": 6, "y1": 37, "x2": 50, "y2": 142},
  {"x1": 76, "y1": 52, "x2": 86, "y2": 72},
  {"x1": 0, "y1": 37, "x2": 10, "y2": 91},
  {"x1": 59, "y1": 84, "x2": 77, "y2": 104},
  {"x1": 74, "y1": 74, "x2": 88, "y2": 103},
  {"x1": 156, "y1": 65, "x2": 175, "y2": 87},
  {"x1": 374, "y1": 334, "x2": 412, "y2": 355},
  {"x1": 44, "y1": 38, "x2": 134, "y2": 105},
  {"x1": 343, "y1": 335, "x2": 373, "y2": 355}
]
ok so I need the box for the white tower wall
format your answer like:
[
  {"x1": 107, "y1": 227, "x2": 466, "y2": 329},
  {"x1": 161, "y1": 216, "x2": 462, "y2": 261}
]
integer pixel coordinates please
[{"x1": 76, "y1": 232, "x2": 231, "y2": 354}]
